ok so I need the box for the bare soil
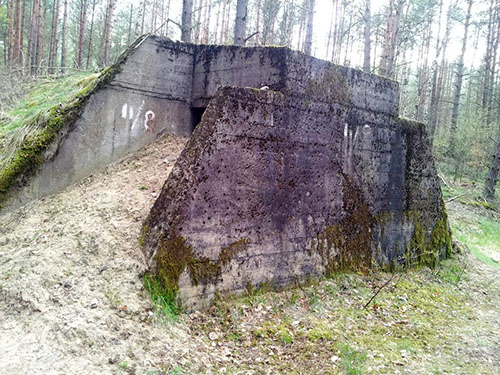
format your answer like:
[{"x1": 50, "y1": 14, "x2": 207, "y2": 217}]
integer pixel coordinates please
[{"x1": 1, "y1": 136, "x2": 499, "y2": 375}]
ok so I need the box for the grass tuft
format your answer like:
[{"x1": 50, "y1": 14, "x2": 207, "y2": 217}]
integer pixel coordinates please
[{"x1": 143, "y1": 273, "x2": 181, "y2": 321}]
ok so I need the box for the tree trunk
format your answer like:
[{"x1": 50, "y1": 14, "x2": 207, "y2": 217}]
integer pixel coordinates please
[
  {"x1": 195, "y1": 0, "x2": 204, "y2": 43},
  {"x1": 127, "y1": 3, "x2": 133, "y2": 45},
  {"x1": 37, "y1": 0, "x2": 45, "y2": 74},
  {"x1": 76, "y1": 0, "x2": 87, "y2": 69},
  {"x1": 140, "y1": 0, "x2": 146, "y2": 35},
  {"x1": 85, "y1": 0, "x2": 96, "y2": 69},
  {"x1": 363, "y1": 0, "x2": 371, "y2": 72},
  {"x1": 165, "y1": 0, "x2": 172, "y2": 37},
  {"x1": 484, "y1": 121, "x2": 500, "y2": 200},
  {"x1": 378, "y1": 0, "x2": 405, "y2": 78},
  {"x1": 182, "y1": 0, "x2": 193, "y2": 42},
  {"x1": 223, "y1": 0, "x2": 231, "y2": 43},
  {"x1": 255, "y1": 0, "x2": 261, "y2": 45},
  {"x1": 234, "y1": 0, "x2": 248, "y2": 45},
  {"x1": 100, "y1": 0, "x2": 117, "y2": 67},
  {"x1": 60, "y1": 0, "x2": 67, "y2": 72},
  {"x1": 331, "y1": 0, "x2": 339, "y2": 61},
  {"x1": 304, "y1": 0, "x2": 315, "y2": 55},
  {"x1": 448, "y1": 0, "x2": 473, "y2": 157},
  {"x1": 202, "y1": 0, "x2": 211, "y2": 44},
  {"x1": 427, "y1": 0, "x2": 445, "y2": 144},
  {"x1": 48, "y1": 0, "x2": 60, "y2": 73},
  {"x1": 19, "y1": 0, "x2": 26, "y2": 68}
]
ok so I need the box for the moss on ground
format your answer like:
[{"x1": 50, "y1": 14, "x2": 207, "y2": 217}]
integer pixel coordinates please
[{"x1": 185, "y1": 253, "x2": 494, "y2": 375}]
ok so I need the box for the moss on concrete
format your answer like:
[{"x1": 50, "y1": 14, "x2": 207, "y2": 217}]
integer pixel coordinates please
[
  {"x1": 0, "y1": 34, "x2": 149, "y2": 210},
  {"x1": 304, "y1": 65, "x2": 352, "y2": 107},
  {"x1": 405, "y1": 205, "x2": 452, "y2": 268},
  {"x1": 310, "y1": 177, "x2": 373, "y2": 274},
  {"x1": 154, "y1": 235, "x2": 250, "y2": 300}
]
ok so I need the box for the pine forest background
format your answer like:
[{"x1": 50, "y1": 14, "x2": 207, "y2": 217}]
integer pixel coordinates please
[{"x1": 0, "y1": 0, "x2": 499, "y2": 201}]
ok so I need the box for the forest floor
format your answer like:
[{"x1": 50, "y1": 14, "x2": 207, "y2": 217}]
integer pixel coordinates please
[{"x1": 0, "y1": 135, "x2": 499, "y2": 375}]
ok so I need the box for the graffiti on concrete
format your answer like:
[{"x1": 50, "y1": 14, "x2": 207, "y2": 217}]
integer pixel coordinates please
[{"x1": 144, "y1": 111, "x2": 155, "y2": 132}]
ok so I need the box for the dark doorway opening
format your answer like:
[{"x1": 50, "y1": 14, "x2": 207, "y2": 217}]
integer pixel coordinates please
[{"x1": 191, "y1": 107, "x2": 206, "y2": 133}]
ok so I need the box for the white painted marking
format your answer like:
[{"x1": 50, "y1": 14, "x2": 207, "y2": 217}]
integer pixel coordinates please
[
  {"x1": 144, "y1": 110, "x2": 155, "y2": 131},
  {"x1": 121, "y1": 104, "x2": 128, "y2": 119},
  {"x1": 131, "y1": 100, "x2": 145, "y2": 130}
]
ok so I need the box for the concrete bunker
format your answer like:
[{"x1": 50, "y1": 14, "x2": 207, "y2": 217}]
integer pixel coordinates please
[{"x1": 0, "y1": 35, "x2": 451, "y2": 311}]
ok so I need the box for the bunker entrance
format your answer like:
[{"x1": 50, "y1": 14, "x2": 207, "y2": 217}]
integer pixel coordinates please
[{"x1": 191, "y1": 107, "x2": 206, "y2": 132}]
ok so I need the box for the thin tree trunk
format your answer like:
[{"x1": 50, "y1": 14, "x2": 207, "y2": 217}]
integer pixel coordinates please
[
  {"x1": 195, "y1": 0, "x2": 204, "y2": 43},
  {"x1": 325, "y1": 3, "x2": 334, "y2": 59},
  {"x1": 165, "y1": 0, "x2": 171, "y2": 37},
  {"x1": 60, "y1": 0, "x2": 67, "y2": 72},
  {"x1": 48, "y1": 0, "x2": 59, "y2": 73},
  {"x1": 484, "y1": 121, "x2": 500, "y2": 200},
  {"x1": 127, "y1": 3, "x2": 133, "y2": 45},
  {"x1": 255, "y1": 0, "x2": 261, "y2": 45},
  {"x1": 38, "y1": 0, "x2": 46, "y2": 74},
  {"x1": 415, "y1": 17, "x2": 433, "y2": 122},
  {"x1": 202, "y1": 0, "x2": 211, "y2": 44},
  {"x1": 100, "y1": 0, "x2": 117, "y2": 67},
  {"x1": 224, "y1": 0, "x2": 231, "y2": 43},
  {"x1": 140, "y1": 0, "x2": 146, "y2": 35},
  {"x1": 8, "y1": 0, "x2": 14, "y2": 64},
  {"x1": 331, "y1": 0, "x2": 339, "y2": 61},
  {"x1": 19, "y1": 0, "x2": 27, "y2": 68},
  {"x1": 182, "y1": 0, "x2": 193, "y2": 42},
  {"x1": 76, "y1": 0, "x2": 87, "y2": 69},
  {"x1": 427, "y1": 0, "x2": 445, "y2": 143},
  {"x1": 448, "y1": 0, "x2": 473, "y2": 157},
  {"x1": 234, "y1": 0, "x2": 248, "y2": 45},
  {"x1": 363, "y1": 0, "x2": 371, "y2": 72},
  {"x1": 85, "y1": 0, "x2": 96, "y2": 69},
  {"x1": 378, "y1": 0, "x2": 405, "y2": 78},
  {"x1": 304, "y1": 0, "x2": 315, "y2": 55}
]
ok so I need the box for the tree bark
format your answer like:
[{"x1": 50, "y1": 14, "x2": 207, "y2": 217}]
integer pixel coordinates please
[
  {"x1": 304, "y1": 0, "x2": 315, "y2": 55},
  {"x1": 363, "y1": 0, "x2": 371, "y2": 72},
  {"x1": 484, "y1": 122, "x2": 500, "y2": 200},
  {"x1": 100, "y1": 0, "x2": 117, "y2": 67},
  {"x1": 234, "y1": 0, "x2": 248, "y2": 45},
  {"x1": 181, "y1": 0, "x2": 193, "y2": 43},
  {"x1": 378, "y1": 0, "x2": 405, "y2": 78},
  {"x1": 448, "y1": 0, "x2": 473, "y2": 157},
  {"x1": 60, "y1": 0, "x2": 68, "y2": 72},
  {"x1": 85, "y1": 0, "x2": 96, "y2": 69},
  {"x1": 48, "y1": 0, "x2": 60, "y2": 73},
  {"x1": 76, "y1": 0, "x2": 87, "y2": 69}
]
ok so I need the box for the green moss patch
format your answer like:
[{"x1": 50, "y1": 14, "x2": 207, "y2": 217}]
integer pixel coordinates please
[
  {"x1": 0, "y1": 34, "x2": 150, "y2": 210},
  {"x1": 153, "y1": 235, "x2": 250, "y2": 304}
]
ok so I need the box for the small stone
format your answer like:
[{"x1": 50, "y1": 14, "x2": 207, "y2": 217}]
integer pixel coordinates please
[
  {"x1": 330, "y1": 355, "x2": 339, "y2": 363},
  {"x1": 209, "y1": 332, "x2": 218, "y2": 341}
]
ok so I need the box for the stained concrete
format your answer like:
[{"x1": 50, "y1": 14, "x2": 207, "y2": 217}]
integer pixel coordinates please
[
  {"x1": 142, "y1": 84, "x2": 450, "y2": 309},
  {"x1": 1, "y1": 35, "x2": 451, "y2": 311},
  {"x1": 2, "y1": 36, "x2": 403, "y2": 210}
]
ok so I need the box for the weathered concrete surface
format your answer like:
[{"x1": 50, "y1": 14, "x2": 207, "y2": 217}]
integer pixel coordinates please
[
  {"x1": 142, "y1": 85, "x2": 451, "y2": 309},
  {"x1": 0, "y1": 35, "x2": 402, "y2": 211},
  {"x1": 2, "y1": 36, "x2": 197, "y2": 211}
]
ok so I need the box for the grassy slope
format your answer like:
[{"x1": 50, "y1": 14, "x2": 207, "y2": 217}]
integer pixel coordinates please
[{"x1": 0, "y1": 72, "x2": 96, "y2": 136}]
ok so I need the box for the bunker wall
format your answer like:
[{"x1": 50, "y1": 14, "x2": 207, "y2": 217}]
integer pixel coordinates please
[{"x1": 142, "y1": 87, "x2": 451, "y2": 309}]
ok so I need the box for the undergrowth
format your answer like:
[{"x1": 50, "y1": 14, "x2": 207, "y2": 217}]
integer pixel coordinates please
[
  {"x1": 0, "y1": 72, "x2": 97, "y2": 136},
  {"x1": 143, "y1": 273, "x2": 181, "y2": 321}
]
